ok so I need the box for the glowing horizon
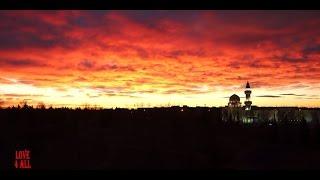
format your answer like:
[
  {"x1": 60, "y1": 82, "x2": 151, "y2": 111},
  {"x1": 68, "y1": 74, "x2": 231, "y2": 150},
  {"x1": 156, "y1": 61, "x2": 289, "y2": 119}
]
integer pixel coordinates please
[{"x1": 0, "y1": 10, "x2": 320, "y2": 108}]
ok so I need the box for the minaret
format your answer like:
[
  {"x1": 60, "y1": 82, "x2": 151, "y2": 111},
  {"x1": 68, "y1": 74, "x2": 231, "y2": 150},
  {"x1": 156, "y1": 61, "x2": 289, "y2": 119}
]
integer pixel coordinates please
[{"x1": 244, "y1": 81, "x2": 252, "y2": 111}]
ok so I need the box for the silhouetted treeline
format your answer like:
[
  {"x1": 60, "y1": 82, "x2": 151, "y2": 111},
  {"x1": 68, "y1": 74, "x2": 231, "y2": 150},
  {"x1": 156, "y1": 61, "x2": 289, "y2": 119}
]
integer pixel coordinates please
[{"x1": 1, "y1": 106, "x2": 320, "y2": 170}]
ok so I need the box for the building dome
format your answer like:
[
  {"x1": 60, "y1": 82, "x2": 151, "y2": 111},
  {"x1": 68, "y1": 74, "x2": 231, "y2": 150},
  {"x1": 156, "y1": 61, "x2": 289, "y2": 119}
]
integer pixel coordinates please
[
  {"x1": 229, "y1": 94, "x2": 240, "y2": 102},
  {"x1": 228, "y1": 94, "x2": 241, "y2": 107}
]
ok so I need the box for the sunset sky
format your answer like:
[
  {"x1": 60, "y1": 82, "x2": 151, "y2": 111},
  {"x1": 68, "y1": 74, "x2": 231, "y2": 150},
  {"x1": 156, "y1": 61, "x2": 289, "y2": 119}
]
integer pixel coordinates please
[{"x1": 0, "y1": 10, "x2": 320, "y2": 108}]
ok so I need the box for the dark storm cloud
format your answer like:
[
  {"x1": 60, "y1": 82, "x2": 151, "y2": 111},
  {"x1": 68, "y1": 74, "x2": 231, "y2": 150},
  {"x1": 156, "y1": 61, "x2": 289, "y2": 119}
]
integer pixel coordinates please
[
  {"x1": 90, "y1": 85, "x2": 127, "y2": 93},
  {"x1": 1, "y1": 10, "x2": 320, "y2": 52},
  {"x1": 137, "y1": 90, "x2": 157, "y2": 93},
  {"x1": 73, "y1": 76, "x2": 88, "y2": 82},
  {"x1": 161, "y1": 88, "x2": 209, "y2": 95},
  {"x1": 230, "y1": 55, "x2": 273, "y2": 69},
  {"x1": 78, "y1": 59, "x2": 95, "y2": 69},
  {"x1": 225, "y1": 34, "x2": 272, "y2": 48},
  {"x1": 3, "y1": 93, "x2": 44, "y2": 97},
  {"x1": 96, "y1": 64, "x2": 136, "y2": 72},
  {"x1": 289, "y1": 84, "x2": 310, "y2": 89},
  {"x1": 227, "y1": 61, "x2": 241, "y2": 69},
  {"x1": 0, "y1": 31, "x2": 80, "y2": 50},
  {"x1": 103, "y1": 93, "x2": 140, "y2": 98},
  {"x1": 98, "y1": 43, "x2": 151, "y2": 59},
  {"x1": 302, "y1": 44, "x2": 320, "y2": 56},
  {"x1": 119, "y1": 10, "x2": 202, "y2": 30},
  {"x1": 214, "y1": 10, "x2": 320, "y2": 29},
  {"x1": 0, "y1": 58, "x2": 46, "y2": 67},
  {"x1": 77, "y1": 59, "x2": 135, "y2": 72},
  {"x1": 163, "y1": 49, "x2": 206, "y2": 59},
  {"x1": 224, "y1": 76, "x2": 251, "y2": 81},
  {"x1": 256, "y1": 95, "x2": 281, "y2": 98},
  {"x1": 0, "y1": 11, "x2": 99, "y2": 50},
  {"x1": 210, "y1": 11, "x2": 320, "y2": 51},
  {"x1": 279, "y1": 93, "x2": 306, "y2": 97},
  {"x1": 272, "y1": 54, "x2": 308, "y2": 63},
  {"x1": 18, "y1": 79, "x2": 35, "y2": 85},
  {"x1": 67, "y1": 10, "x2": 109, "y2": 27}
]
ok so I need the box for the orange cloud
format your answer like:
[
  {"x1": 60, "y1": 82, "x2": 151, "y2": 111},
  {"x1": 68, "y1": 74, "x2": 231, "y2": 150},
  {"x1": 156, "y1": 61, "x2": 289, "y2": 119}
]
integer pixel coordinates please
[{"x1": 0, "y1": 10, "x2": 320, "y2": 107}]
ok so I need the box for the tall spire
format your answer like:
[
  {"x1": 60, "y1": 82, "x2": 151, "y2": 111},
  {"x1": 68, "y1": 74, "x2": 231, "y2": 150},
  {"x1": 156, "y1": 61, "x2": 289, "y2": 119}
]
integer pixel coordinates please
[
  {"x1": 246, "y1": 81, "x2": 250, "y2": 88},
  {"x1": 244, "y1": 81, "x2": 252, "y2": 111}
]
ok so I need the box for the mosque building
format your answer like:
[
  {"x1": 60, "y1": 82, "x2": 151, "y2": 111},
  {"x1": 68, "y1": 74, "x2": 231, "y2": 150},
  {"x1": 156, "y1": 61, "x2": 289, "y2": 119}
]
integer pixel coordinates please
[
  {"x1": 226, "y1": 81, "x2": 254, "y2": 124},
  {"x1": 223, "y1": 81, "x2": 319, "y2": 125},
  {"x1": 228, "y1": 81, "x2": 252, "y2": 110}
]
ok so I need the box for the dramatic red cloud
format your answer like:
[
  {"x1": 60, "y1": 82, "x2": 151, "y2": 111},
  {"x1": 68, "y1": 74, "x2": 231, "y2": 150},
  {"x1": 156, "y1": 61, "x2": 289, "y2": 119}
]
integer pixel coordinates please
[{"x1": 0, "y1": 10, "x2": 320, "y2": 107}]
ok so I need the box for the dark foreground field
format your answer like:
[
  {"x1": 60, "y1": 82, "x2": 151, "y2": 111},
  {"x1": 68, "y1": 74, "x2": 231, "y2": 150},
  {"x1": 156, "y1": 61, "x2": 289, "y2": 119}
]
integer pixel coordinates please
[{"x1": 1, "y1": 107, "x2": 320, "y2": 170}]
